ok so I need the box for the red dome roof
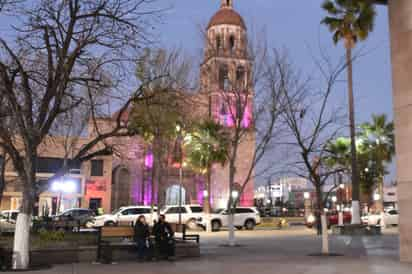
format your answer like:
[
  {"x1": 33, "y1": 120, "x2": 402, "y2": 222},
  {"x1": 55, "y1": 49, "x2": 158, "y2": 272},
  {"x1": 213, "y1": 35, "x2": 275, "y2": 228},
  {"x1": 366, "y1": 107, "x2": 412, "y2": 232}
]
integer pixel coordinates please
[{"x1": 207, "y1": 8, "x2": 246, "y2": 29}]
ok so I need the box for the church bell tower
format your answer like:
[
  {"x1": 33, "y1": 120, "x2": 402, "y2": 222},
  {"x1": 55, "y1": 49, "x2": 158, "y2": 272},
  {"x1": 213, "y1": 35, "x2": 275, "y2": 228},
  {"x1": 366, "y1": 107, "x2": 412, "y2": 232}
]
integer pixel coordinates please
[{"x1": 200, "y1": 0, "x2": 255, "y2": 207}]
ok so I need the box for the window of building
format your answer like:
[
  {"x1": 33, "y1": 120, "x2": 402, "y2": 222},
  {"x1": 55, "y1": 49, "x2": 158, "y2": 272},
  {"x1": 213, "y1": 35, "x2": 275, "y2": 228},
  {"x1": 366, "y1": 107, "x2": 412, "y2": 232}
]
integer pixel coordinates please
[
  {"x1": 236, "y1": 66, "x2": 245, "y2": 89},
  {"x1": 91, "y1": 160, "x2": 104, "y2": 177},
  {"x1": 219, "y1": 65, "x2": 229, "y2": 91},
  {"x1": 229, "y1": 35, "x2": 235, "y2": 53},
  {"x1": 216, "y1": 35, "x2": 222, "y2": 52},
  {"x1": 36, "y1": 157, "x2": 81, "y2": 174}
]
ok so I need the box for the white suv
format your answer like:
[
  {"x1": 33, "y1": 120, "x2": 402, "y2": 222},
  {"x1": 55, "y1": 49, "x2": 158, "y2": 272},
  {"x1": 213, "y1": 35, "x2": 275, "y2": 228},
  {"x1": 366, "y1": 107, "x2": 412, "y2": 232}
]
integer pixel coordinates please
[
  {"x1": 161, "y1": 205, "x2": 203, "y2": 229},
  {"x1": 198, "y1": 207, "x2": 261, "y2": 232},
  {"x1": 91, "y1": 206, "x2": 157, "y2": 227}
]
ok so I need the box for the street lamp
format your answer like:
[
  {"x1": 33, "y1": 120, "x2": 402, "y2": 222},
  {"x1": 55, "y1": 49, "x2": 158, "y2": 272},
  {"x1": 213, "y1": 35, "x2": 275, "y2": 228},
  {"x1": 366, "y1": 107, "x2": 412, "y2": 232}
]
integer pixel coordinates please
[
  {"x1": 331, "y1": 196, "x2": 337, "y2": 203},
  {"x1": 304, "y1": 192, "x2": 310, "y2": 200},
  {"x1": 373, "y1": 193, "x2": 381, "y2": 201},
  {"x1": 231, "y1": 190, "x2": 239, "y2": 200},
  {"x1": 51, "y1": 178, "x2": 77, "y2": 213}
]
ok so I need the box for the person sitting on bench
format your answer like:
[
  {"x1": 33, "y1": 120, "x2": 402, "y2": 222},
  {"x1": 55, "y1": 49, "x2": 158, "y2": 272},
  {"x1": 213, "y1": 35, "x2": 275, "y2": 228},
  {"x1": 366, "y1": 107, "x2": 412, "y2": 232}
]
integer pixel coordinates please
[
  {"x1": 153, "y1": 214, "x2": 175, "y2": 260},
  {"x1": 134, "y1": 215, "x2": 150, "y2": 261}
]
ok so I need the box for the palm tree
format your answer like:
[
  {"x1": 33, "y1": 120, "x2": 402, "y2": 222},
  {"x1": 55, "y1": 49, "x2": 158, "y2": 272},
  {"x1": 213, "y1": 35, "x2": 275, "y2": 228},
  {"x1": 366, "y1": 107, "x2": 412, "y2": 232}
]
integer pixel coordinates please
[
  {"x1": 325, "y1": 137, "x2": 351, "y2": 171},
  {"x1": 359, "y1": 114, "x2": 395, "y2": 211},
  {"x1": 184, "y1": 120, "x2": 230, "y2": 216},
  {"x1": 321, "y1": 0, "x2": 376, "y2": 224}
]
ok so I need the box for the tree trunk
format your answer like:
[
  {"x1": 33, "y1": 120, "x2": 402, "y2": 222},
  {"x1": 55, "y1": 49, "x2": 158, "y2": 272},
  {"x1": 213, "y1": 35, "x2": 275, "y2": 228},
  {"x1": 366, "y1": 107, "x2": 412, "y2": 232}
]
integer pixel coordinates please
[
  {"x1": 315, "y1": 184, "x2": 329, "y2": 255},
  {"x1": 205, "y1": 166, "x2": 212, "y2": 232},
  {"x1": 227, "y1": 147, "x2": 238, "y2": 246},
  {"x1": 150, "y1": 161, "x2": 156, "y2": 224},
  {"x1": 346, "y1": 46, "x2": 361, "y2": 225},
  {"x1": 12, "y1": 157, "x2": 36, "y2": 270},
  {"x1": 0, "y1": 153, "x2": 5, "y2": 204},
  {"x1": 320, "y1": 214, "x2": 329, "y2": 254}
]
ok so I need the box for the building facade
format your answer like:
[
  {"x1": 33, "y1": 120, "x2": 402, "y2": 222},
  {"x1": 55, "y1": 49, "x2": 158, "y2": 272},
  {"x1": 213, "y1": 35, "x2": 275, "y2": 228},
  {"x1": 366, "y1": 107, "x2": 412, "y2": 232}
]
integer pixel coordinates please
[
  {"x1": 0, "y1": 0, "x2": 255, "y2": 215},
  {"x1": 1, "y1": 135, "x2": 113, "y2": 215}
]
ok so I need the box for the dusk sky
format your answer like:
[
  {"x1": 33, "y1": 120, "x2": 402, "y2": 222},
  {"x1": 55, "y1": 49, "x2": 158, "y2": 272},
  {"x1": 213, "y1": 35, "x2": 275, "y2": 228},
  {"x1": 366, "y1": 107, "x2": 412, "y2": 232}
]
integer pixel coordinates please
[
  {"x1": 157, "y1": 0, "x2": 392, "y2": 123},
  {"x1": 0, "y1": 0, "x2": 395, "y2": 184},
  {"x1": 155, "y1": 0, "x2": 394, "y2": 184}
]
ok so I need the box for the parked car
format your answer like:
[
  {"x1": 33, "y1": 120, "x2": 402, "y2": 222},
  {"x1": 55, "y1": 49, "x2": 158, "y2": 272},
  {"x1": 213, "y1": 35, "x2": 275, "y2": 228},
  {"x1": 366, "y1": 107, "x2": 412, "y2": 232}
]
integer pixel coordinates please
[
  {"x1": 91, "y1": 206, "x2": 156, "y2": 227},
  {"x1": 161, "y1": 205, "x2": 204, "y2": 229},
  {"x1": 198, "y1": 207, "x2": 261, "y2": 232},
  {"x1": 305, "y1": 211, "x2": 351, "y2": 229},
  {"x1": 52, "y1": 208, "x2": 95, "y2": 229},
  {"x1": 364, "y1": 209, "x2": 399, "y2": 227},
  {"x1": 0, "y1": 210, "x2": 19, "y2": 234}
]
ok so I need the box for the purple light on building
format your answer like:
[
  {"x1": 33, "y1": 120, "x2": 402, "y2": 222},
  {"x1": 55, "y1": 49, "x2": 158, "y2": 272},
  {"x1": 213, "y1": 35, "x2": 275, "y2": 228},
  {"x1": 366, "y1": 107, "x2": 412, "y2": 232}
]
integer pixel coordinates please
[
  {"x1": 196, "y1": 176, "x2": 206, "y2": 205},
  {"x1": 145, "y1": 151, "x2": 154, "y2": 169},
  {"x1": 242, "y1": 103, "x2": 252, "y2": 128}
]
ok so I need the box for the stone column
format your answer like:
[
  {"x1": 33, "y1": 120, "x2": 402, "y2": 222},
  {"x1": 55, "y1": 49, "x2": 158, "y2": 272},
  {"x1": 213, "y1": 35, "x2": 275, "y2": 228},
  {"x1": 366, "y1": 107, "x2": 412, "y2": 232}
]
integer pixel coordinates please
[{"x1": 388, "y1": 0, "x2": 412, "y2": 263}]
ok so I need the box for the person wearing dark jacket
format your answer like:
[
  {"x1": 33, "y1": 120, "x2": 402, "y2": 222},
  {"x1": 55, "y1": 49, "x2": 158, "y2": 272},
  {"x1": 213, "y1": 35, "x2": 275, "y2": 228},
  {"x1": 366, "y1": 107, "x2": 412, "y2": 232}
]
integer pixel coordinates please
[
  {"x1": 152, "y1": 214, "x2": 175, "y2": 260},
  {"x1": 134, "y1": 215, "x2": 150, "y2": 261}
]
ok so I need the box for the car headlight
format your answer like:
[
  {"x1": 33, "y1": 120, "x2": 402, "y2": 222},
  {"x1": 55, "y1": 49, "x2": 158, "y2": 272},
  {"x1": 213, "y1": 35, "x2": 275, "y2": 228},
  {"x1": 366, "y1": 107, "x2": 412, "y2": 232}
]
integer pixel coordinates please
[{"x1": 307, "y1": 215, "x2": 315, "y2": 223}]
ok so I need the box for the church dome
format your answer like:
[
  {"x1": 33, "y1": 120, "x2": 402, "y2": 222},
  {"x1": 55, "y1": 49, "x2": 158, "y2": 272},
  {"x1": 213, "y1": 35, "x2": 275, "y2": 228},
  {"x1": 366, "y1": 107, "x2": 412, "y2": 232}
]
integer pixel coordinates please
[{"x1": 207, "y1": 7, "x2": 246, "y2": 30}]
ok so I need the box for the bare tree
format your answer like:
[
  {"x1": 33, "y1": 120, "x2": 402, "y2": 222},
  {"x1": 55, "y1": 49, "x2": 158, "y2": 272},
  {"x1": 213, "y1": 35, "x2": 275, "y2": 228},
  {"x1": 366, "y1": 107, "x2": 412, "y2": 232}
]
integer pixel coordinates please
[
  {"x1": 0, "y1": 0, "x2": 22, "y2": 12},
  {"x1": 274, "y1": 49, "x2": 347, "y2": 254},
  {"x1": 0, "y1": 151, "x2": 7, "y2": 203},
  {"x1": 128, "y1": 48, "x2": 195, "y2": 220},
  {"x1": 0, "y1": 0, "x2": 165, "y2": 269}
]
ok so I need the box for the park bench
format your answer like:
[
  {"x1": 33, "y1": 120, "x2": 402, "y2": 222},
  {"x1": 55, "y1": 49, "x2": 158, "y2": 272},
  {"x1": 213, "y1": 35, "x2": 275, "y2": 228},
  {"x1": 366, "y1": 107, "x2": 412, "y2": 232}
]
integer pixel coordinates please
[
  {"x1": 170, "y1": 223, "x2": 200, "y2": 244},
  {"x1": 96, "y1": 226, "x2": 136, "y2": 263}
]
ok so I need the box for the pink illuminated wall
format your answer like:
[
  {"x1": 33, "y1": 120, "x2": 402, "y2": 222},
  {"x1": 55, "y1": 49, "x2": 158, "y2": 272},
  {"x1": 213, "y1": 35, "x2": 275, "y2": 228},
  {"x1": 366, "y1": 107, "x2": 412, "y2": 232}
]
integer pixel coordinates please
[{"x1": 212, "y1": 94, "x2": 252, "y2": 128}]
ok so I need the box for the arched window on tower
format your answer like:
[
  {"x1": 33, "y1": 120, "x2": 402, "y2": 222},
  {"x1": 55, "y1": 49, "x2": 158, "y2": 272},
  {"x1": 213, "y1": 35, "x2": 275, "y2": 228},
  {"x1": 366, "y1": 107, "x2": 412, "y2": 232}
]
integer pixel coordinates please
[
  {"x1": 236, "y1": 66, "x2": 245, "y2": 90},
  {"x1": 216, "y1": 35, "x2": 222, "y2": 54},
  {"x1": 219, "y1": 65, "x2": 230, "y2": 91},
  {"x1": 229, "y1": 35, "x2": 235, "y2": 55}
]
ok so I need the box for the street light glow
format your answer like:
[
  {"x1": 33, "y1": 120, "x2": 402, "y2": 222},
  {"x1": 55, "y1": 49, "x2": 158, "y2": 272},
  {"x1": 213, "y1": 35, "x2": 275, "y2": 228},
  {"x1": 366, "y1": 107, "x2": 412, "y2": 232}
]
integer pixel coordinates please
[
  {"x1": 373, "y1": 193, "x2": 381, "y2": 201},
  {"x1": 331, "y1": 196, "x2": 337, "y2": 203},
  {"x1": 339, "y1": 183, "x2": 345, "y2": 189},
  {"x1": 231, "y1": 190, "x2": 239, "y2": 199},
  {"x1": 203, "y1": 190, "x2": 209, "y2": 198},
  {"x1": 303, "y1": 192, "x2": 310, "y2": 199},
  {"x1": 51, "y1": 179, "x2": 77, "y2": 193}
]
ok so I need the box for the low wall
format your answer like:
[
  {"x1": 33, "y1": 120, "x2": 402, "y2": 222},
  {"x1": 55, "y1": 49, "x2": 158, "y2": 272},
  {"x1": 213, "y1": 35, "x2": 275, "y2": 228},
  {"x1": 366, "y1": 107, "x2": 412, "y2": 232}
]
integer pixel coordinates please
[{"x1": 0, "y1": 241, "x2": 200, "y2": 269}]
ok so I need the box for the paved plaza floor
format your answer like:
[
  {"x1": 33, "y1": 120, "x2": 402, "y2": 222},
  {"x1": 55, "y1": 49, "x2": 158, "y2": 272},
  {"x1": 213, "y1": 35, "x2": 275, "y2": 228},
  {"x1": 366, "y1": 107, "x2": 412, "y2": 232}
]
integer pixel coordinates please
[{"x1": 3, "y1": 227, "x2": 410, "y2": 274}]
